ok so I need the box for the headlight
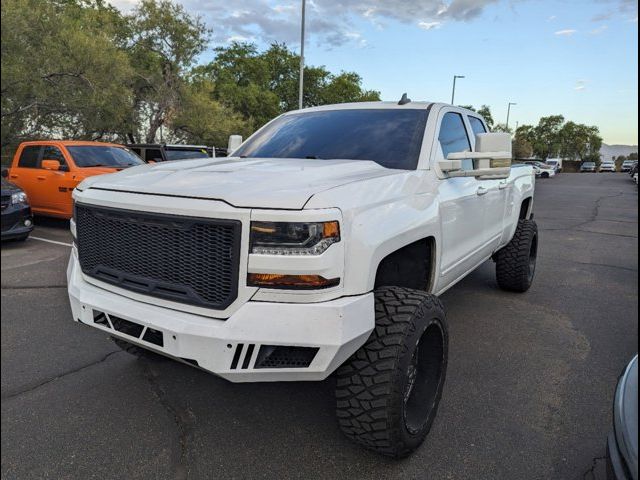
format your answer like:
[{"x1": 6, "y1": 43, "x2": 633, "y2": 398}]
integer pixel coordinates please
[
  {"x1": 250, "y1": 221, "x2": 340, "y2": 255},
  {"x1": 11, "y1": 192, "x2": 28, "y2": 205}
]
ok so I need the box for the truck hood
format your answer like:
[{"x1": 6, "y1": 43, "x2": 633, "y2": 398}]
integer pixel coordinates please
[{"x1": 79, "y1": 157, "x2": 401, "y2": 209}]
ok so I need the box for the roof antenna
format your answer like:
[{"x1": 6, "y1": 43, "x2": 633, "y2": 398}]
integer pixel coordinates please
[{"x1": 398, "y1": 93, "x2": 411, "y2": 105}]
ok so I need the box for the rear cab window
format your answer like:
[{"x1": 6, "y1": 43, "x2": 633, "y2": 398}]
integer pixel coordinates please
[
  {"x1": 17, "y1": 146, "x2": 41, "y2": 168},
  {"x1": 42, "y1": 146, "x2": 67, "y2": 167},
  {"x1": 438, "y1": 112, "x2": 472, "y2": 170},
  {"x1": 145, "y1": 149, "x2": 163, "y2": 162},
  {"x1": 468, "y1": 116, "x2": 487, "y2": 136}
]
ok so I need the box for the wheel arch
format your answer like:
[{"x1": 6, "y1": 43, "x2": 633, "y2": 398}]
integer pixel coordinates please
[{"x1": 373, "y1": 236, "x2": 437, "y2": 293}]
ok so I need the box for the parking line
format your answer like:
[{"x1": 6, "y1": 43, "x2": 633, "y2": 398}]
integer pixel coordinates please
[{"x1": 30, "y1": 236, "x2": 73, "y2": 248}]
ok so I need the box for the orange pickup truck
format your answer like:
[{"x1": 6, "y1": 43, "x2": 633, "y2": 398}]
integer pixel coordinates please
[{"x1": 6, "y1": 141, "x2": 143, "y2": 219}]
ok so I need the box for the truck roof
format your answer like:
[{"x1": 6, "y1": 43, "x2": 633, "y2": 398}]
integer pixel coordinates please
[
  {"x1": 286, "y1": 101, "x2": 447, "y2": 115},
  {"x1": 18, "y1": 140, "x2": 123, "y2": 147}
]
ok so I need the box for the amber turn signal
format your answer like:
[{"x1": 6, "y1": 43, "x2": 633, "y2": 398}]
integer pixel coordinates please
[{"x1": 248, "y1": 273, "x2": 340, "y2": 290}]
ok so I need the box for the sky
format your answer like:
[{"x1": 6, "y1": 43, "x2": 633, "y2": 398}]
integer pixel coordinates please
[{"x1": 113, "y1": 0, "x2": 638, "y2": 145}]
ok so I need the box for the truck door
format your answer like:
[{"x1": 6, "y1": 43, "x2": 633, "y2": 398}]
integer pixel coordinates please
[
  {"x1": 39, "y1": 145, "x2": 74, "y2": 216},
  {"x1": 8, "y1": 145, "x2": 44, "y2": 210},
  {"x1": 436, "y1": 111, "x2": 489, "y2": 287},
  {"x1": 466, "y1": 115, "x2": 509, "y2": 251}
]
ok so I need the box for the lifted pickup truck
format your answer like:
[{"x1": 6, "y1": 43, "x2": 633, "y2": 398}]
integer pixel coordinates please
[{"x1": 68, "y1": 100, "x2": 537, "y2": 458}]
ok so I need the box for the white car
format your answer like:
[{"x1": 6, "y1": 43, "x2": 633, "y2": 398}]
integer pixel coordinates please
[
  {"x1": 600, "y1": 161, "x2": 617, "y2": 172},
  {"x1": 68, "y1": 100, "x2": 537, "y2": 458},
  {"x1": 525, "y1": 161, "x2": 556, "y2": 178},
  {"x1": 545, "y1": 158, "x2": 562, "y2": 173}
]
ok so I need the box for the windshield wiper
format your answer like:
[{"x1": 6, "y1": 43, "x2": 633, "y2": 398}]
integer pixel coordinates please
[{"x1": 305, "y1": 155, "x2": 322, "y2": 159}]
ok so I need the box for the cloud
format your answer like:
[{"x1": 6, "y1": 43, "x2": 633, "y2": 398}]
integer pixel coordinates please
[
  {"x1": 575, "y1": 80, "x2": 587, "y2": 91},
  {"x1": 418, "y1": 21, "x2": 442, "y2": 30},
  {"x1": 547, "y1": 15, "x2": 556, "y2": 21},
  {"x1": 108, "y1": 0, "x2": 504, "y2": 47},
  {"x1": 591, "y1": 0, "x2": 638, "y2": 22},
  {"x1": 554, "y1": 29, "x2": 577, "y2": 36},
  {"x1": 589, "y1": 25, "x2": 608, "y2": 34}
]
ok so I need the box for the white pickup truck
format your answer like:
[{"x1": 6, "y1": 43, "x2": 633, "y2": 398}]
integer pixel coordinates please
[{"x1": 67, "y1": 99, "x2": 537, "y2": 458}]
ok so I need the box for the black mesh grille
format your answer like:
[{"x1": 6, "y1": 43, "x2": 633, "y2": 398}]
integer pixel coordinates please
[
  {"x1": 254, "y1": 345, "x2": 319, "y2": 369},
  {"x1": 76, "y1": 204, "x2": 241, "y2": 309}
]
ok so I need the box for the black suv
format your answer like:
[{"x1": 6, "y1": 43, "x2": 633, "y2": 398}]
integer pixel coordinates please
[
  {"x1": 1, "y1": 174, "x2": 34, "y2": 241},
  {"x1": 126, "y1": 144, "x2": 227, "y2": 163}
]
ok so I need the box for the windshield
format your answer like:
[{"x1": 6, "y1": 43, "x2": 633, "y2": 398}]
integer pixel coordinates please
[
  {"x1": 233, "y1": 108, "x2": 430, "y2": 170},
  {"x1": 67, "y1": 146, "x2": 144, "y2": 168},
  {"x1": 546, "y1": 160, "x2": 558, "y2": 165},
  {"x1": 164, "y1": 149, "x2": 210, "y2": 161},
  {"x1": 583, "y1": 162, "x2": 596, "y2": 166}
]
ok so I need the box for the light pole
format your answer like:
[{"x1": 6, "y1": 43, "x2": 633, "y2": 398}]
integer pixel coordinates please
[
  {"x1": 506, "y1": 102, "x2": 517, "y2": 130},
  {"x1": 298, "y1": 0, "x2": 306, "y2": 110},
  {"x1": 451, "y1": 75, "x2": 465, "y2": 105}
]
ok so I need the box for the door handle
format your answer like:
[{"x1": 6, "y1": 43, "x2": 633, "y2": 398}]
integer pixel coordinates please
[
  {"x1": 476, "y1": 186, "x2": 488, "y2": 196},
  {"x1": 37, "y1": 176, "x2": 46, "y2": 180},
  {"x1": 498, "y1": 181, "x2": 509, "y2": 190},
  {"x1": 10, "y1": 174, "x2": 18, "y2": 179}
]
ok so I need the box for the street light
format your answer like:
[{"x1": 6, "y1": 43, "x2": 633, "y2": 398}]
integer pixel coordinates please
[
  {"x1": 451, "y1": 75, "x2": 465, "y2": 105},
  {"x1": 298, "y1": 0, "x2": 306, "y2": 110},
  {"x1": 506, "y1": 102, "x2": 517, "y2": 130}
]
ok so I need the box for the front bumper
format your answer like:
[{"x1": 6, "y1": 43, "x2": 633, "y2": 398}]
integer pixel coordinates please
[
  {"x1": 1, "y1": 205, "x2": 33, "y2": 240},
  {"x1": 67, "y1": 249, "x2": 374, "y2": 382}
]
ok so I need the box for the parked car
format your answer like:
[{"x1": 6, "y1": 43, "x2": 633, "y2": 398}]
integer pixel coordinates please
[
  {"x1": 524, "y1": 161, "x2": 556, "y2": 178},
  {"x1": 126, "y1": 144, "x2": 226, "y2": 163},
  {"x1": 545, "y1": 158, "x2": 562, "y2": 172},
  {"x1": 621, "y1": 160, "x2": 637, "y2": 173},
  {"x1": 1, "y1": 175, "x2": 34, "y2": 241},
  {"x1": 581, "y1": 161, "x2": 597, "y2": 172},
  {"x1": 7, "y1": 141, "x2": 144, "y2": 219},
  {"x1": 68, "y1": 100, "x2": 537, "y2": 458},
  {"x1": 606, "y1": 355, "x2": 638, "y2": 480},
  {"x1": 600, "y1": 161, "x2": 617, "y2": 172}
]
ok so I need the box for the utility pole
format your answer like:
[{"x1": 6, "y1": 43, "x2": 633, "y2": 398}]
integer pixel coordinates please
[
  {"x1": 298, "y1": 0, "x2": 306, "y2": 110},
  {"x1": 451, "y1": 75, "x2": 465, "y2": 105},
  {"x1": 506, "y1": 102, "x2": 517, "y2": 130}
]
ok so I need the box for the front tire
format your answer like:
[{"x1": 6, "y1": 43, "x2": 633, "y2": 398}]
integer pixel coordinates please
[
  {"x1": 495, "y1": 219, "x2": 538, "y2": 292},
  {"x1": 335, "y1": 286, "x2": 448, "y2": 458}
]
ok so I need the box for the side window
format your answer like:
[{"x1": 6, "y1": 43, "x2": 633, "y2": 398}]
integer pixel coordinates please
[
  {"x1": 42, "y1": 146, "x2": 66, "y2": 166},
  {"x1": 468, "y1": 116, "x2": 487, "y2": 136},
  {"x1": 145, "y1": 149, "x2": 163, "y2": 162},
  {"x1": 438, "y1": 112, "x2": 472, "y2": 170},
  {"x1": 129, "y1": 148, "x2": 141, "y2": 157},
  {"x1": 17, "y1": 146, "x2": 41, "y2": 168}
]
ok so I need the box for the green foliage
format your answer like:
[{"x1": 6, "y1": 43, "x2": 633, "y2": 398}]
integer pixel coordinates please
[
  {"x1": 197, "y1": 42, "x2": 381, "y2": 132},
  {"x1": 1, "y1": 1, "x2": 380, "y2": 149},
  {"x1": 515, "y1": 116, "x2": 602, "y2": 162},
  {"x1": 1, "y1": 0, "x2": 133, "y2": 146},
  {"x1": 457, "y1": 105, "x2": 494, "y2": 130}
]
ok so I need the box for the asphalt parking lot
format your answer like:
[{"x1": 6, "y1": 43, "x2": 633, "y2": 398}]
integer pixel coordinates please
[{"x1": 1, "y1": 173, "x2": 637, "y2": 480}]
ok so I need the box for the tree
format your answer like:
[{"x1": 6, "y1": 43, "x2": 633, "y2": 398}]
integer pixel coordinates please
[
  {"x1": 477, "y1": 105, "x2": 494, "y2": 130},
  {"x1": 532, "y1": 115, "x2": 565, "y2": 159},
  {"x1": 170, "y1": 79, "x2": 250, "y2": 147},
  {"x1": 456, "y1": 105, "x2": 494, "y2": 130},
  {"x1": 513, "y1": 134, "x2": 533, "y2": 159},
  {"x1": 1, "y1": 0, "x2": 133, "y2": 147},
  {"x1": 126, "y1": 0, "x2": 210, "y2": 142},
  {"x1": 197, "y1": 42, "x2": 381, "y2": 131},
  {"x1": 493, "y1": 123, "x2": 512, "y2": 133},
  {"x1": 558, "y1": 121, "x2": 602, "y2": 163},
  {"x1": 629, "y1": 152, "x2": 638, "y2": 160}
]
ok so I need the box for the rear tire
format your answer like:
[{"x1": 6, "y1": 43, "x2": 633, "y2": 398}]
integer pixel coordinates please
[
  {"x1": 495, "y1": 219, "x2": 538, "y2": 292},
  {"x1": 335, "y1": 286, "x2": 448, "y2": 458},
  {"x1": 112, "y1": 337, "x2": 164, "y2": 361}
]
